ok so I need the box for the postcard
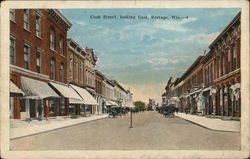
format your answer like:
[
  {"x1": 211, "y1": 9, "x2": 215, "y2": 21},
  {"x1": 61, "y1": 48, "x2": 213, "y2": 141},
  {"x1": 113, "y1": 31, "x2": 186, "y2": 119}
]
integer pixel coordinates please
[{"x1": 0, "y1": 0, "x2": 249, "y2": 159}]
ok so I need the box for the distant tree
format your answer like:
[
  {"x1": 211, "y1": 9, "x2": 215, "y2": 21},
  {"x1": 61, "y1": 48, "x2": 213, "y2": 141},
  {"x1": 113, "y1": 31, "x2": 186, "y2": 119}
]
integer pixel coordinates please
[{"x1": 134, "y1": 101, "x2": 146, "y2": 111}]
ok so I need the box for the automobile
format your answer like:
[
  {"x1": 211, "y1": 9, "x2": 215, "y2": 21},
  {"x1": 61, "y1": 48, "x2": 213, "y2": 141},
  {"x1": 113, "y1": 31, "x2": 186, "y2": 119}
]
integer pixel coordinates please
[{"x1": 108, "y1": 106, "x2": 122, "y2": 118}]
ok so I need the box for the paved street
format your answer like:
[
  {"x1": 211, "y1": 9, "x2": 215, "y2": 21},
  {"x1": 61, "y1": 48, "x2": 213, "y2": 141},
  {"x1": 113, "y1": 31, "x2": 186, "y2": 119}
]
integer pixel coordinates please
[{"x1": 10, "y1": 111, "x2": 240, "y2": 150}]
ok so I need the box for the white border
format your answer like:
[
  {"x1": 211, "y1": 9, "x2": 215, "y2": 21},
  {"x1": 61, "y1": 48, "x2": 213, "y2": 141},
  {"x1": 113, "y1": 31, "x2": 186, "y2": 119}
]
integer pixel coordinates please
[{"x1": 0, "y1": 1, "x2": 249, "y2": 159}]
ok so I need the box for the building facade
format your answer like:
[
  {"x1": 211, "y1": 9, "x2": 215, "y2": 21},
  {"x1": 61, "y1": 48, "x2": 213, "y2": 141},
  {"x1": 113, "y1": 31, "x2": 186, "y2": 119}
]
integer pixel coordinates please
[
  {"x1": 162, "y1": 12, "x2": 241, "y2": 117},
  {"x1": 10, "y1": 9, "x2": 72, "y2": 119},
  {"x1": 66, "y1": 38, "x2": 98, "y2": 115}
]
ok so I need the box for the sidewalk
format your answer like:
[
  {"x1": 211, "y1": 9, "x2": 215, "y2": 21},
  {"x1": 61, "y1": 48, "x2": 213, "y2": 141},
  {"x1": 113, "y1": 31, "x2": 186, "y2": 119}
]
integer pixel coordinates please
[
  {"x1": 174, "y1": 113, "x2": 240, "y2": 132},
  {"x1": 10, "y1": 114, "x2": 108, "y2": 139}
]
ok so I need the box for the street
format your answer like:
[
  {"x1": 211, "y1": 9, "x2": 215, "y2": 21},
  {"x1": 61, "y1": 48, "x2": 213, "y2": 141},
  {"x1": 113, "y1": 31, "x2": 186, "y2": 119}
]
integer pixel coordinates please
[{"x1": 10, "y1": 111, "x2": 240, "y2": 150}]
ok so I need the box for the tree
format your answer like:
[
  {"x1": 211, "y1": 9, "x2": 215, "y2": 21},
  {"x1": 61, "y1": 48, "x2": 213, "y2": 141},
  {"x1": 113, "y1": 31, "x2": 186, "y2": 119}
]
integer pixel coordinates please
[{"x1": 133, "y1": 101, "x2": 146, "y2": 112}]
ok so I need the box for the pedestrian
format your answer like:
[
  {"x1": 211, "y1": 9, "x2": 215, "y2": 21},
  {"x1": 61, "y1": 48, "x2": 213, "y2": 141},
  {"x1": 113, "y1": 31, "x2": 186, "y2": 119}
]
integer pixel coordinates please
[{"x1": 38, "y1": 100, "x2": 43, "y2": 121}]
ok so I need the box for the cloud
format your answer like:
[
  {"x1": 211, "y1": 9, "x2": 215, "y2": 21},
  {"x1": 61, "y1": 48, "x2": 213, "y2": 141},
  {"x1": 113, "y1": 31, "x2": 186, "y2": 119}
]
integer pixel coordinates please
[
  {"x1": 153, "y1": 17, "x2": 197, "y2": 32},
  {"x1": 187, "y1": 32, "x2": 220, "y2": 45},
  {"x1": 74, "y1": 20, "x2": 86, "y2": 26}
]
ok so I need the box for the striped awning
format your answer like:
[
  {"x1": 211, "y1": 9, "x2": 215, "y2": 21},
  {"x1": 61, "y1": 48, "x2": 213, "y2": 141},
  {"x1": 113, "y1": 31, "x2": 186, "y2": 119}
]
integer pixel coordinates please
[
  {"x1": 70, "y1": 84, "x2": 98, "y2": 105},
  {"x1": 49, "y1": 82, "x2": 84, "y2": 104},
  {"x1": 10, "y1": 80, "x2": 24, "y2": 97},
  {"x1": 21, "y1": 76, "x2": 59, "y2": 99}
]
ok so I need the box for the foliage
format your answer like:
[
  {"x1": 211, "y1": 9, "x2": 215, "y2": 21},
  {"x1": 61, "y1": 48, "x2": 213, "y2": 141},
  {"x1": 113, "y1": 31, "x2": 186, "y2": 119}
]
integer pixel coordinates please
[{"x1": 133, "y1": 101, "x2": 146, "y2": 111}]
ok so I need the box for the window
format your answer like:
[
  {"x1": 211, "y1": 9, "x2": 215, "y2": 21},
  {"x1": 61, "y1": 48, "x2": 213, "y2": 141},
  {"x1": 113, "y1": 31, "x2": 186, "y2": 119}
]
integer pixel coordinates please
[
  {"x1": 60, "y1": 63, "x2": 64, "y2": 83},
  {"x1": 69, "y1": 104, "x2": 76, "y2": 114},
  {"x1": 223, "y1": 56, "x2": 226, "y2": 75},
  {"x1": 20, "y1": 99, "x2": 26, "y2": 112},
  {"x1": 69, "y1": 55, "x2": 73, "y2": 78},
  {"x1": 24, "y1": 43, "x2": 30, "y2": 70},
  {"x1": 80, "y1": 62, "x2": 83, "y2": 82},
  {"x1": 10, "y1": 36, "x2": 15, "y2": 65},
  {"x1": 233, "y1": 44, "x2": 237, "y2": 70},
  {"x1": 36, "y1": 14, "x2": 41, "y2": 38},
  {"x1": 49, "y1": 99, "x2": 56, "y2": 114},
  {"x1": 36, "y1": 50, "x2": 42, "y2": 73},
  {"x1": 50, "y1": 58, "x2": 56, "y2": 80},
  {"x1": 61, "y1": 98, "x2": 66, "y2": 113},
  {"x1": 23, "y1": 9, "x2": 29, "y2": 30},
  {"x1": 75, "y1": 61, "x2": 78, "y2": 80},
  {"x1": 10, "y1": 9, "x2": 15, "y2": 22},
  {"x1": 50, "y1": 28, "x2": 55, "y2": 50},
  {"x1": 59, "y1": 36, "x2": 64, "y2": 55},
  {"x1": 228, "y1": 50, "x2": 231, "y2": 73}
]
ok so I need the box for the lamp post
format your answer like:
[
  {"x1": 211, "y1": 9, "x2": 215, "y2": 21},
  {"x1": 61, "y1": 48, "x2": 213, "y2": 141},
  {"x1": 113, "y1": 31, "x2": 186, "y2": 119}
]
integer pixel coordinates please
[{"x1": 129, "y1": 107, "x2": 133, "y2": 128}]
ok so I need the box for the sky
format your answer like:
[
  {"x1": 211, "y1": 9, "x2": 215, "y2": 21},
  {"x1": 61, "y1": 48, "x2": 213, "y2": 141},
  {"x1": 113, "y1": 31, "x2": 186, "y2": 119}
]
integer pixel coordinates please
[{"x1": 60, "y1": 8, "x2": 241, "y2": 103}]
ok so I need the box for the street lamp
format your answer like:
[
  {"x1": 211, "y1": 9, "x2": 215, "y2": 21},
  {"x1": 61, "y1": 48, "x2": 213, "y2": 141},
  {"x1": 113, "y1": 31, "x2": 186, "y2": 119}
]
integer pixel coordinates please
[{"x1": 127, "y1": 102, "x2": 135, "y2": 128}]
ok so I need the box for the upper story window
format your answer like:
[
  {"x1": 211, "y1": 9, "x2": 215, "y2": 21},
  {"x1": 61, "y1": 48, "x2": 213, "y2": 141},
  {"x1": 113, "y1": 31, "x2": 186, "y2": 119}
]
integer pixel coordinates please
[
  {"x1": 36, "y1": 49, "x2": 42, "y2": 73},
  {"x1": 50, "y1": 28, "x2": 55, "y2": 50},
  {"x1": 80, "y1": 62, "x2": 83, "y2": 82},
  {"x1": 69, "y1": 55, "x2": 73, "y2": 78},
  {"x1": 233, "y1": 44, "x2": 237, "y2": 70},
  {"x1": 59, "y1": 36, "x2": 64, "y2": 55},
  {"x1": 50, "y1": 58, "x2": 56, "y2": 80},
  {"x1": 36, "y1": 14, "x2": 41, "y2": 38},
  {"x1": 10, "y1": 36, "x2": 16, "y2": 65},
  {"x1": 24, "y1": 43, "x2": 30, "y2": 70},
  {"x1": 75, "y1": 60, "x2": 79, "y2": 81},
  {"x1": 228, "y1": 49, "x2": 231, "y2": 73},
  {"x1": 60, "y1": 63, "x2": 65, "y2": 83},
  {"x1": 10, "y1": 9, "x2": 15, "y2": 22},
  {"x1": 23, "y1": 9, "x2": 29, "y2": 30}
]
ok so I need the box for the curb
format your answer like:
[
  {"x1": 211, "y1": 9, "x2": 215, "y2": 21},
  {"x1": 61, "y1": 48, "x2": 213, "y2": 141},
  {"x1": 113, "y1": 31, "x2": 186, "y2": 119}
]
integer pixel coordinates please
[
  {"x1": 11, "y1": 116, "x2": 108, "y2": 140},
  {"x1": 175, "y1": 116, "x2": 240, "y2": 133}
]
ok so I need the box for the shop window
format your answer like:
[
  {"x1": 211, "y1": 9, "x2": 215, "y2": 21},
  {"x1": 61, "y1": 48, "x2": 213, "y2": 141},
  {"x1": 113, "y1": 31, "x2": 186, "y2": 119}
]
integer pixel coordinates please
[
  {"x1": 69, "y1": 104, "x2": 75, "y2": 114},
  {"x1": 61, "y1": 98, "x2": 66, "y2": 113},
  {"x1": 20, "y1": 99, "x2": 26, "y2": 112},
  {"x1": 49, "y1": 99, "x2": 56, "y2": 114}
]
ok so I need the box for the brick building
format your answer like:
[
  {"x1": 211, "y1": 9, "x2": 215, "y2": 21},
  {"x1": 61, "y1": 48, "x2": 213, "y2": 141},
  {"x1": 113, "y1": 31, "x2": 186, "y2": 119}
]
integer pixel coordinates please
[
  {"x1": 95, "y1": 70, "x2": 105, "y2": 114},
  {"x1": 9, "y1": 9, "x2": 72, "y2": 119},
  {"x1": 162, "y1": 12, "x2": 241, "y2": 117},
  {"x1": 66, "y1": 38, "x2": 98, "y2": 116}
]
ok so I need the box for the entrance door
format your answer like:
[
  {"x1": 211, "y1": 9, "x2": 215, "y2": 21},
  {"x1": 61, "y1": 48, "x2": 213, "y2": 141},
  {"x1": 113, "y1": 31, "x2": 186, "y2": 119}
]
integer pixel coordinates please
[{"x1": 29, "y1": 99, "x2": 36, "y2": 118}]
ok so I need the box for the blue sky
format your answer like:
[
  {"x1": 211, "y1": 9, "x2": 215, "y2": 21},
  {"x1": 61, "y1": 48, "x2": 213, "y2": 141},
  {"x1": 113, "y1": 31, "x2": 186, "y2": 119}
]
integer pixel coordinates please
[{"x1": 61, "y1": 8, "x2": 240, "y2": 103}]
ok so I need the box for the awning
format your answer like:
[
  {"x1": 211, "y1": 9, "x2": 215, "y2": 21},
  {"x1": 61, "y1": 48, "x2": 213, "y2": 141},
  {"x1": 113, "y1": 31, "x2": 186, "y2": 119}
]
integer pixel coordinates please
[
  {"x1": 10, "y1": 81, "x2": 25, "y2": 97},
  {"x1": 70, "y1": 84, "x2": 98, "y2": 105},
  {"x1": 21, "y1": 76, "x2": 60, "y2": 99},
  {"x1": 49, "y1": 82, "x2": 84, "y2": 104},
  {"x1": 106, "y1": 100, "x2": 118, "y2": 106}
]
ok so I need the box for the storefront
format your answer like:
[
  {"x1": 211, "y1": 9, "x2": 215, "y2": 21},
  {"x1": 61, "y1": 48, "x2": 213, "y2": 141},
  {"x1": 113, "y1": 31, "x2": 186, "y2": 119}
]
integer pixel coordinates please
[
  {"x1": 49, "y1": 82, "x2": 85, "y2": 116},
  {"x1": 19, "y1": 76, "x2": 60, "y2": 120},
  {"x1": 9, "y1": 80, "x2": 25, "y2": 119},
  {"x1": 70, "y1": 84, "x2": 98, "y2": 115}
]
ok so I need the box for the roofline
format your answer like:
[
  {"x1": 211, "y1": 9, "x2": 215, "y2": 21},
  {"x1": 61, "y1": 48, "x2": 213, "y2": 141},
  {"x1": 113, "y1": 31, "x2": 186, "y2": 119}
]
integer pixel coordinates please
[
  {"x1": 180, "y1": 56, "x2": 203, "y2": 80},
  {"x1": 54, "y1": 9, "x2": 72, "y2": 28},
  {"x1": 209, "y1": 12, "x2": 240, "y2": 49}
]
